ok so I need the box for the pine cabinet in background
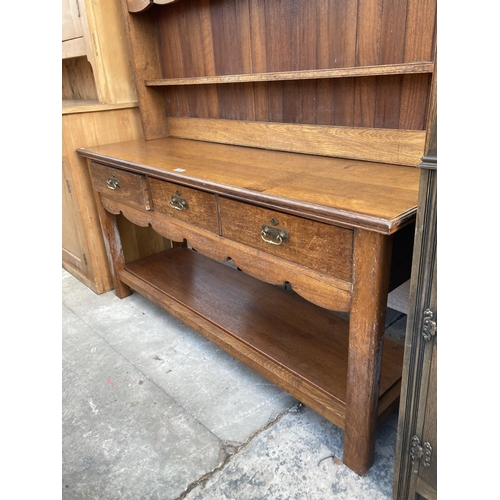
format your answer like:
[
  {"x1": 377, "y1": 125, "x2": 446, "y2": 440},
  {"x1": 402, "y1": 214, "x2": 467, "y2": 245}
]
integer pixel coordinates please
[{"x1": 62, "y1": 0, "x2": 170, "y2": 293}]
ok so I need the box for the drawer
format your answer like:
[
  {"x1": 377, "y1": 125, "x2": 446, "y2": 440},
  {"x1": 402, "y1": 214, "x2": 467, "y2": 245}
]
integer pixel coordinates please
[
  {"x1": 219, "y1": 197, "x2": 353, "y2": 282},
  {"x1": 149, "y1": 178, "x2": 219, "y2": 234},
  {"x1": 90, "y1": 162, "x2": 152, "y2": 211}
]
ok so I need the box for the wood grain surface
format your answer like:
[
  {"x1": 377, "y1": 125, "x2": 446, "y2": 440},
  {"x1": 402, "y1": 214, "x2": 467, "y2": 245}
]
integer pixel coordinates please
[
  {"x1": 119, "y1": 247, "x2": 403, "y2": 423},
  {"x1": 166, "y1": 117, "x2": 426, "y2": 165},
  {"x1": 146, "y1": 62, "x2": 434, "y2": 86},
  {"x1": 149, "y1": 178, "x2": 219, "y2": 233},
  {"x1": 90, "y1": 162, "x2": 152, "y2": 211},
  {"x1": 100, "y1": 196, "x2": 354, "y2": 312},
  {"x1": 343, "y1": 228, "x2": 394, "y2": 475},
  {"x1": 78, "y1": 137, "x2": 419, "y2": 233},
  {"x1": 142, "y1": 0, "x2": 436, "y2": 129},
  {"x1": 219, "y1": 197, "x2": 353, "y2": 282}
]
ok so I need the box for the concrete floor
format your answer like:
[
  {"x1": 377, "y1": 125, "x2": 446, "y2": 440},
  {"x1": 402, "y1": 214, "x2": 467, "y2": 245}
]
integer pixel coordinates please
[{"x1": 62, "y1": 268, "x2": 408, "y2": 500}]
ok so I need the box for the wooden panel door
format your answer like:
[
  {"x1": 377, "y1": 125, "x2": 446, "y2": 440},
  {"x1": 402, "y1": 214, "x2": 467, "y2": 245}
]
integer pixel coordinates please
[
  {"x1": 392, "y1": 179, "x2": 437, "y2": 499},
  {"x1": 62, "y1": 0, "x2": 83, "y2": 41},
  {"x1": 62, "y1": 149, "x2": 89, "y2": 278}
]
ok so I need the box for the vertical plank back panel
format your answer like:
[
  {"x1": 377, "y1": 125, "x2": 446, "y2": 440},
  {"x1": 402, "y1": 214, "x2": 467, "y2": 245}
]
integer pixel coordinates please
[
  {"x1": 164, "y1": 76, "x2": 429, "y2": 130},
  {"x1": 150, "y1": 0, "x2": 434, "y2": 133},
  {"x1": 316, "y1": 0, "x2": 358, "y2": 127},
  {"x1": 123, "y1": 0, "x2": 435, "y2": 159},
  {"x1": 399, "y1": 0, "x2": 437, "y2": 129},
  {"x1": 373, "y1": 0, "x2": 409, "y2": 129}
]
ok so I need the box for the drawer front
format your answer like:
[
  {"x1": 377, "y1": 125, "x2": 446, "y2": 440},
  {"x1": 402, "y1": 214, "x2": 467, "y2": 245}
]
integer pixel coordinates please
[
  {"x1": 149, "y1": 178, "x2": 218, "y2": 234},
  {"x1": 90, "y1": 162, "x2": 151, "y2": 210},
  {"x1": 219, "y1": 197, "x2": 353, "y2": 282}
]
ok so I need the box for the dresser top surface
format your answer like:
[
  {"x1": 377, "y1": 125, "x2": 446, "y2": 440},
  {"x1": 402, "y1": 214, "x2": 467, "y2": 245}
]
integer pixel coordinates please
[{"x1": 78, "y1": 137, "x2": 420, "y2": 234}]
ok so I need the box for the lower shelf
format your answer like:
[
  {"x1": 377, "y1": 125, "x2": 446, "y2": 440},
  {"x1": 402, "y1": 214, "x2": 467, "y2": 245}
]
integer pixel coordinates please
[{"x1": 119, "y1": 247, "x2": 404, "y2": 428}]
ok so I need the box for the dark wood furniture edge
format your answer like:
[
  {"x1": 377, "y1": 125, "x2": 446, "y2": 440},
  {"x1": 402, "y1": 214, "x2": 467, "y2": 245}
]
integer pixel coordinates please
[
  {"x1": 416, "y1": 476, "x2": 437, "y2": 500},
  {"x1": 419, "y1": 154, "x2": 437, "y2": 170},
  {"x1": 393, "y1": 61, "x2": 437, "y2": 499},
  {"x1": 392, "y1": 167, "x2": 437, "y2": 499}
]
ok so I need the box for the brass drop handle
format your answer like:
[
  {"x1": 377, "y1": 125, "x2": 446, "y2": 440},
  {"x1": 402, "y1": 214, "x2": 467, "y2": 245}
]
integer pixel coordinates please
[
  {"x1": 106, "y1": 174, "x2": 120, "y2": 190},
  {"x1": 261, "y1": 224, "x2": 289, "y2": 246},
  {"x1": 261, "y1": 232, "x2": 283, "y2": 245},
  {"x1": 170, "y1": 194, "x2": 188, "y2": 211}
]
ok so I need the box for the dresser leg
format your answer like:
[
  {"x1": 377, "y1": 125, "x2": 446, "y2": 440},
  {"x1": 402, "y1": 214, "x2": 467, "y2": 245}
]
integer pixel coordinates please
[
  {"x1": 95, "y1": 194, "x2": 131, "y2": 299},
  {"x1": 343, "y1": 229, "x2": 393, "y2": 476}
]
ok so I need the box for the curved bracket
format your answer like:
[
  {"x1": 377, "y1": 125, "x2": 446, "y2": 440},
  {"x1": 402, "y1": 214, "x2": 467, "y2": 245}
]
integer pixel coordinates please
[{"x1": 127, "y1": 0, "x2": 180, "y2": 13}]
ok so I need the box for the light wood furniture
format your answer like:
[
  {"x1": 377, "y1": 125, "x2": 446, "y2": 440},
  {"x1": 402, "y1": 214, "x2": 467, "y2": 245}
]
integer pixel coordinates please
[
  {"x1": 62, "y1": 0, "x2": 139, "y2": 105},
  {"x1": 62, "y1": 0, "x2": 85, "y2": 59},
  {"x1": 393, "y1": 68, "x2": 437, "y2": 500},
  {"x1": 62, "y1": 0, "x2": 171, "y2": 293},
  {"x1": 76, "y1": 0, "x2": 436, "y2": 476}
]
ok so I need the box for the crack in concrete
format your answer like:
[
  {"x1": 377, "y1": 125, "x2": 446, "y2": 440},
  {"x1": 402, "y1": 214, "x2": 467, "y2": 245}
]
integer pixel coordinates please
[{"x1": 175, "y1": 401, "x2": 303, "y2": 499}]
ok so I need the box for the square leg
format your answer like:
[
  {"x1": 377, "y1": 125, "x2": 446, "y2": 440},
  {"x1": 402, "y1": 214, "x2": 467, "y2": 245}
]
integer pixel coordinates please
[{"x1": 343, "y1": 229, "x2": 393, "y2": 475}]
